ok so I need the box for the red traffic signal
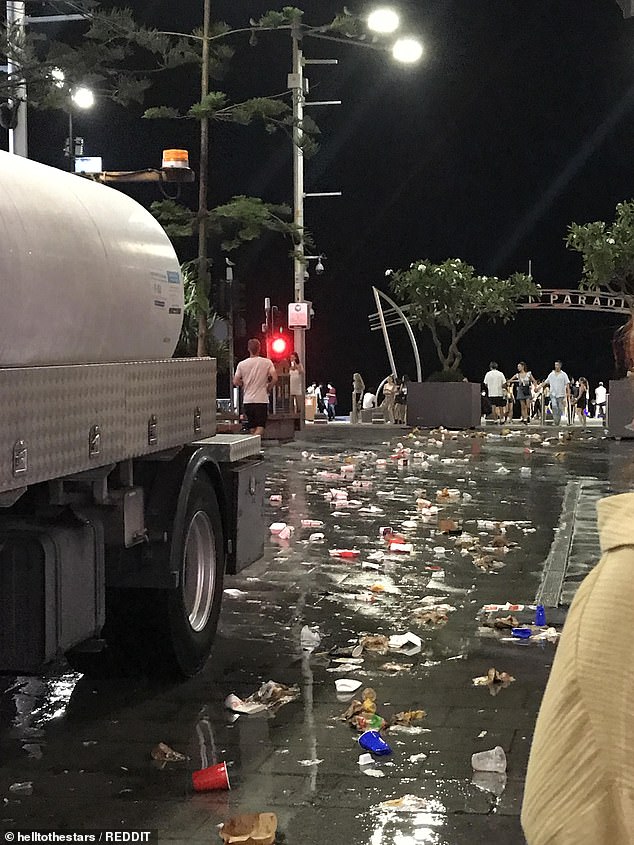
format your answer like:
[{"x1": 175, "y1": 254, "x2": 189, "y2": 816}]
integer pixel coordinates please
[{"x1": 268, "y1": 331, "x2": 292, "y2": 362}]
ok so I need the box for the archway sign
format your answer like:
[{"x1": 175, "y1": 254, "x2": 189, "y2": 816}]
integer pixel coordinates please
[{"x1": 368, "y1": 287, "x2": 630, "y2": 385}]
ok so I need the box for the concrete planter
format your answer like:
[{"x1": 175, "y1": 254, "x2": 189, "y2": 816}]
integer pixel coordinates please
[
  {"x1": 407, "y1": 381, "x2": 481, "y2": 429},
  {"x1": 607, "y1": 378, "x2": 634, "y2": 438}
]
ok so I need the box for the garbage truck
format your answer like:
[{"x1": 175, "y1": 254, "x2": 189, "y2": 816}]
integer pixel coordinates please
[{"x1": 0, "y1": 151, "x2": 265, "y2": 678}]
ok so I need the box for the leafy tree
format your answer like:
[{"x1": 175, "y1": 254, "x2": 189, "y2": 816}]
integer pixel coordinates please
[
  {"x1": 567, "y1": 201, "x2": 634, "y2": 308},
  {"x1": 388, "y1": 259, "x2": 538, "y2": 374}
]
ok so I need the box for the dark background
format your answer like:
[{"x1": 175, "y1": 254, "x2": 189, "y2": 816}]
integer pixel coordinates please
[{"x1": 10, "y1": 0, "x2": 634, "y2": 405}]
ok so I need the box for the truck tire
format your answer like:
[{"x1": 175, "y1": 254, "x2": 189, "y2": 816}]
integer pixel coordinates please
[
  {"x1": 160, "y1": 476, "x2": 225, "y2": 677},
  {"x1": 66, "y1": 477, "x2": 225, "y2": 679}
]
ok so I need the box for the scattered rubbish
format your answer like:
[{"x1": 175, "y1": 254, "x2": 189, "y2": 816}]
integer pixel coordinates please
[
  {"x1": 192, "y1": 761, "x2": 230, "y2": 792},
  {"x1": 269, "y1": 522, "x2": 287, "y2": 535},
  {"x1": 277, "y1": 525, "x2": 294, "y2": 540},
  {"x1": 483, "y1": 603, "x2": 525, "y2": 613},
  {"x1": 300, "y1": 625, "x2": 322, "y2": 652},
  {"x1": 359, "y1": 753, "x2": 386, "y2": 778},
  {"x1": 329, "y1": 549, "x2": 361, "y2": 560},
  {"x1": 151, "y1": 742, "x2": 186, "y2": 764},
  {"x1": 389, "y1": 541, "x2": 413, "y2": 554},
  {"x1": 224, "y1": 694, "x2": 268, "y2": 715},
  {"x1": 225, "y1": 682, "x2": 300, "y2": 716},
  {"x1": 219, "y1": 812, "x2": 277, "y2": 845},
  {"x1": 393, "y1": 710, "x2": 426, "y2": 726},
  {"x1": 535, "y1": 604, "x2": 546, "y2": 626},
  {"x1": 380, "y1": 662, "x2": 413, "y2": 673},
  {"x1": 269, "y1": 495, "x2": 283, "y2": 505},
  {"x1": 477, "y1": 731, "x2": 488, "y2": 739},
  {"x1": 412, "y1": 604, "x2": 455, "y2": 626},
  {"x1": 492, "y1": 615, "x2": 519, "y2": 630},
  {"x1": 362, "y1": 561, "x2": 382, "y2": 571},
  {"x1": 379, "y1": 795, "x2": 428, "y2": 812},
  {"x1": 359, "y1": 635, "x2": 390, "y2": 654},
  {"x1": 9, "y1": 782, "x2": 33, "y2": 797},
  {"x1": 408, "y1": 752, "x2": 428, "y2": 763},
  {"x1": 335, "y1": 678, "x2": 363, "y2": 694},
  {"x1": 494, "y1": 467, "x2": 511, "y2": 475},
  {"x1": 438, "y1": 518, "x2": 462, "y2": 534},
  {"x1": 511, "y1": 628, "x2": 532, "y2": 639},
  {"x1": 531, "y1": 627, "x2": 560, "y2": 642},
  {"x1": 298, "y1": 759, "x2": 323, "y2": 767},
  {"x1": 471, "y1": 746, "x2": 507, "y2": 773},
  {"x1": 472, "y1": 771, "x2": 507, "y2": 797},
  {"x1": 389, "y1": 632, "x2": 422, "y2": 651},
  {"x1": 224, "y1": 589, "x2": 248, "y2": 598},
  {"x1": 331, "y1": 656, "x2": 364, "y2": 665},
  {"x1": 308, "y1": 532, "x2": 325, "y2": 542},
  {"x1": 301, "y1": 519, "x2": 324, "y2": 528},
  {"x1": 472, "y1": 668, "x2": 516, "y2": 696},
  {"x1": 358, "y1": 730, "x2": 392, "y2": 756}
]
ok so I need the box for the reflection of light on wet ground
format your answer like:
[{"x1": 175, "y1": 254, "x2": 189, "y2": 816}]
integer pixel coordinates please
[
  {"x1": 368, "y1": 801, "x2": 446, "y2": 845},
  {"x1": 10, "y1": 672, "x2": 81, "y2": 737}
]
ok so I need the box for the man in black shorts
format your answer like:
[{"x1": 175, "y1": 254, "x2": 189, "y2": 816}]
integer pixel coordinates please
[{"x1": 233, "y1": 338, "x2": 277, "y2": 435}]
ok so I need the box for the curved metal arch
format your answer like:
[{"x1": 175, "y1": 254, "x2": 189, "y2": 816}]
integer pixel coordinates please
[{"x1": 372, "y1": 287, "x2": 423, "y2": 384}]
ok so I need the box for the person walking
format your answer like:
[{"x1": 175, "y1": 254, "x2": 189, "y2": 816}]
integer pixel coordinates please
[
  {"x1": 351, "y1": 372, "x2": 365, "y2": 423},
  {"x1": 483, "y1": 362, "x2": 507, "y2": 424},
  {"x1": 594, "y1": 381, "x2": 607, "y2": 419},
  {"x1": 325, "y1": 383, "x2": 337, "y2": 420},
  {"x1": 544, "y1": 361, "x2": 570, "y2": 426},
  {"x1": 508, "y1": 362, "x2": 537, "y2": 424},
  {"x1": 233, "y1": 338, "x2": 277, "y2": 435},
  {"x1": 394, "y1": 375, "x2": 409, "y2": 424},
  {"x1": 575, "y1": 377, "x2": 588, "y2": 427},
  {"x1": 289, "y1": 352, "x2": 304, "y2": 415},
  {"x1": 382, "y1": 375, "x2": 398, "y2": 423}
]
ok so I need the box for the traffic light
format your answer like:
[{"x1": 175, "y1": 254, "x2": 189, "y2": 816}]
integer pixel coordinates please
[{"x1": 268, "y1": 330, "x2": 292, "y2": 362}]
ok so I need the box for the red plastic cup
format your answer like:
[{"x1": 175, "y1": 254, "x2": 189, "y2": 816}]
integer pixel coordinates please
[{"x1": 192, "y1": 761, "x2": 231, "y2": 792}]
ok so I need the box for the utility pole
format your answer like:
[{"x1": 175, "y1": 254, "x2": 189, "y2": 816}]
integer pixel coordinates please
[
  {"x1": 6, "y1": 1, "x2": 27, "y2": 156},
  {"x1": 290, "y1": 22, "x2": 306, "y2": 412},
  {"x1": 196, "y1": 0, "x2": 211, "y2": 358},
  {"x1": 4, "y1": 2, "x2": 87, "y2": 158}
]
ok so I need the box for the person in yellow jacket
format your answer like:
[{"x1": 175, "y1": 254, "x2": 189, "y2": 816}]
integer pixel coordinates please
[{"x1": 522, "y1": 492, "x2": 634, "y2": 844}]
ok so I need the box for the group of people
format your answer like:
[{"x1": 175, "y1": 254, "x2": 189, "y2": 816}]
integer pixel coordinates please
[
  {"x1": 307, "y1": 381, "x2": 338, "y2": 420},
  {"x1": 483, "y1": 361, "x2": 607, "y2": 426}
]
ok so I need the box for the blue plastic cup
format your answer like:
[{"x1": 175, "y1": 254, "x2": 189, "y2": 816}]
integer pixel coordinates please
[
  {"x1": 358, "y1": 730, "x2": 392, "y2": 756},
  {"x1": 511, "y1": 627, "x2": 532, "y2": 639}
]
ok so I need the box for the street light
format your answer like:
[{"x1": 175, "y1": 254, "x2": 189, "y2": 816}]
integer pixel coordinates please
[
  {"x1": 290, "y1": 11, "x2": 423, "y2": 424},
  {"x1": 67, "y1": 85, "x2": 94, "y2": 171},
  {"x1": 392, "y1": 37, "x2": 424, "y2": 64},
  {"x1": 367, "y1": 8, "x2": 400, "y2": 34}
]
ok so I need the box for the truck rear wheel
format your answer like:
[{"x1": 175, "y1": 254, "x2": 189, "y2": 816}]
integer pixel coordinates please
[
  {"x1": 161, "y1": 476, "x2": 225, "y2": 677},
  {"x1": 66, "y1": 476, "x2": 225, "y2": 679}
]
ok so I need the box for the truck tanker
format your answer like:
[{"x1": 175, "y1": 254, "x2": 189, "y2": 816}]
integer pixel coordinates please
[{"x1": 0, "y1": 150, "x2": 265, "y2": 677}]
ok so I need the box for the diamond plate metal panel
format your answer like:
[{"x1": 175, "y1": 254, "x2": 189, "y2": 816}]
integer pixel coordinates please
[
  {"x1": 125, "y1": 359, "x2": 216, "y2": 457},
  {"x1": 0, "y1": 359, "x2": 216, "y2": 494},
  {"x1": 0, "y1": 364, "x2": 127, "y2": 493},
  {"x1": 193, "y1": 434, "x2": 261, "y2": 462}
]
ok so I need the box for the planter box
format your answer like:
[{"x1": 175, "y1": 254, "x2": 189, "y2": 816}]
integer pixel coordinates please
[
  {"x1": 607, "y1": 378, "x2": 634, "y2": 438},
  {"x1": 407, "y1": 382, "x2": 481, "y2": 429}
]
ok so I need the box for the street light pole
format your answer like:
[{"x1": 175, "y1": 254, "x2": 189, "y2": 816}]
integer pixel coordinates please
[
  {"x1": 6, "y1": 0, "x2": 27, "y2": 157},
  {"x1": 290, "y1": 22, "x2": 306, "y2": 418}
]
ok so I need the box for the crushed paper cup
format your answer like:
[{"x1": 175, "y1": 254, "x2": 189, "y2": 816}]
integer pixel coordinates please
[
  {"x1": 335, "y1": 678, "x2": 363, "y2": 694},
  {"x1": 389, "y1": 542, "x2": 413, "y2": 554},
  {"x1": 389, "y1": 632, "x2": 422, "y2": 650},
  {"x1": 269, "y1": 522, "x2": 287, "y2": 535}
]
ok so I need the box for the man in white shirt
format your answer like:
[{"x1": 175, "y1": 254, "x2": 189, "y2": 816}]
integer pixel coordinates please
[
  {"x1": 544, "y1": 360, "x2": 570, "y2": 426},
  {"x1": 594, "y1": 381, "x2": 607, "y2": 419},
  {"x1": 233, "y1": 338, "x2": 277, "y2": 435},
  {"x1": 362, "y1": 392, "x2": 377, "y2": 410},
  {"x1": 483, "y1": 362, "x2": 507, "y2": 423}
]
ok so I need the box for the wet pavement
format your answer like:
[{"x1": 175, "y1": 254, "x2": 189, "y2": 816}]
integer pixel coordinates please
[{"x1": 0, "y1": 423, "x2": 631, "y2": 844}]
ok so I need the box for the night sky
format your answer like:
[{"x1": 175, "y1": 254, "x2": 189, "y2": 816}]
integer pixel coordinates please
[{"x1": 14, "y1": 0, "x2": 634, "y2": 405}]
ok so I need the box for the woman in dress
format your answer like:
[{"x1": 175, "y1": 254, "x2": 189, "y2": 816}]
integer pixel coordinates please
[
  {"x1": 382, "y1": 375, "x2": 397, "y2": 423},
  {"x1": 575, "y1": 377, "x2": 588, "y2": 427},
  {"x1": 351, "y1": 373, "x2": 365, "y2": 423},
  {"x1": 289, "y1": 352, "x2": 304, "y2": 415},
  {"x1": 508, "y1": 362, "x2": 537, "y2": 425}
]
